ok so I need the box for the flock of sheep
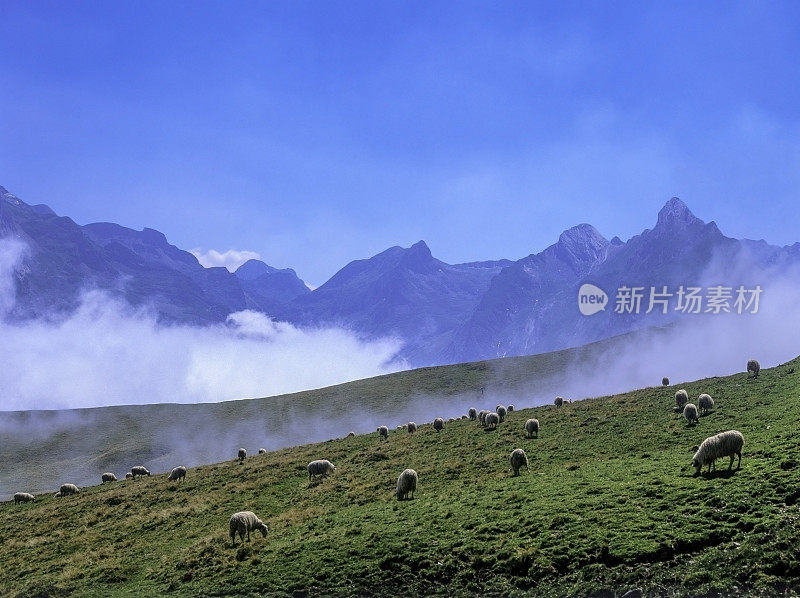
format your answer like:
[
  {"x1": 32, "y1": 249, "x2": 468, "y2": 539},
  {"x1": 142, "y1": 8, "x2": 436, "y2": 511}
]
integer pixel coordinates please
[
  {"x1": 10, "y1": 358, "x2": 761, "y2": 551},
  {"x1": 12, "y1": 464, "x2": 188, "y2": 505},
  {"x1": 671, "y1": 359, "x2": 758, "y2": 475}
]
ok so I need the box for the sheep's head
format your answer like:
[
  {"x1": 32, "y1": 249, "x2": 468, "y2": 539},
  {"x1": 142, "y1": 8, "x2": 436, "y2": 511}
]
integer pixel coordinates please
[
  {"x1": 691, "y1": 458, "x2": 702, "y2": 476},
  {"x1": 257, "y1": 522, "x2": 269, "y2": 537}
]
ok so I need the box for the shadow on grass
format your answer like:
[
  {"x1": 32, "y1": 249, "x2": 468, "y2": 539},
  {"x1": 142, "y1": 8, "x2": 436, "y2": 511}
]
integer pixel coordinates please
[{"x1": 697, "y1": 468, "x2": 740, "y2": 480}]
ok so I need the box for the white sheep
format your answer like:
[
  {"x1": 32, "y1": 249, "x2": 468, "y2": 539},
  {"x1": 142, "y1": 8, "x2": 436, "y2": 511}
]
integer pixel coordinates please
[
  {"x1": 101, "y1": 472, "x2": 118, "y2": 483},
  {"x1": 692, "y1": 430, "x2": 744, "y2": 475},
  {"x1": 675, "y1": 389, "x2": 689, "y2": 411},
  {"x1": 485, "y1": 412, "x2": 500, "y2": 429},
  {"x1": 407, "y1": 422, "x2": 417, "y2": 434},
  {"x1": 229, "y1": 511, "x2": 269, "y2": 547},
  {"x1": 507, "y1": 405, "x2": 514, "y2": 412},
  {"x1": 554, "y1": 396, "x2": 564, "y2": 407},
  {"x1": 258, "y1": 448, "x2": 267, "y2": 454},
  {"x1": 433, "y1": 418, "x2": 444, "y2": 432},
  {"x1": 168, "y1": 466, "x2": 187, "y2": 482},
  {"x1": 662, "y1": 377, "x2": 670, "y2": 386},
  {"x1": 347, "y1": 432, "x2": 355, "y2": 438},
  {"x1": 396, "y1": 468, "x2": 418, "y2": 501},
  {"x1": 747, "y1": 359, "x2": 760, "y2": 378},
  {"x1": 307, "y1": 459, "x2": 336, "y2": 481},
  {"x1": 525, "y1": 418, "x2": 539, "y2": 438},
  {"x1": 468, "y1": 407, "x2": 477, "y2": 420},
  {"x1": 130, "y1": 466, "x2": 150, "y2": 479},
  {"x1": 377, "y1": 426, "x2": 389, "y2": 440},
  {"x1": 698, "y1": 394, "x2": 714, "y2": 415},
  {"x1": 55, "y1": 483, "x2": 80, "y2": 497},
  {"x1": 125, "y1": 472, "x2": 133, "y2": 480},
  {"x1": 496, "y1": 406, "x2": 507, "y2": 422},
  {"x1": 478, "y1": 410, "x2": 490, "y2": 426},
  {"x1": 13, "y1": 492, "x2": 35, "y2": 504},
  {"x1": 237, "y1": 448, "x2": 247, "y2": 462},
  {"x1": 510, "y1": 448, "x2": 529, "y2": 476},
  {"x1": 683, "y1": 403, "x2": 699, "y2": 425}
]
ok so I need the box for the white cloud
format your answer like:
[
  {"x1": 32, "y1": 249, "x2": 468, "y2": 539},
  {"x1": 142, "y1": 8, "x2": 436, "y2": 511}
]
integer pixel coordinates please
[
  {"x1": 0, "y1": 239, "x2": 405, "y2": 411},
  {"x1": 190, "y1": 248, "x2": 261, "y2": 271}
]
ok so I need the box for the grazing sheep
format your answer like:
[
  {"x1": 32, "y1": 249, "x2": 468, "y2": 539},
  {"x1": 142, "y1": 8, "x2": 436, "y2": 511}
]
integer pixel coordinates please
[
  {"x1": 396, "y1": 469, "x2": 418, "y2": 501},
  {"x1": 507, "y1": 404, "x2": 514, "y2": 412},
  {"x1": 433, "y1": 418, "x2": 444, "y2": 432},
  {"x1": 258, "y1": 448, "x2": 267, "y2": 454},
  {"x1": 478, "y1": 410, "x2": 490, "y2": 426},
  {"x1": 698, "y1": 394, "x2": 715, "y2": 415},
  {"x1": 675, "y1": 389, "x2": 689, "y2": 411},
  {"x1": 692, "y1": 430, "x2": 744, "y2": 475},
  {"x1": 554, "y1": 396, "x2": 564, "y2": 407},
  {"x1": 396, "y1": 425, "x2": 404, "y2": 430},
  {"x1": 101, "y1": 472, "x2": 117, "y2": 483},
  {"x1": 485, "y1": 412, "x2": 500, "y2": 429},
  {"x1": 55, "y1": 483, "x2": 80, "y2": 497},
  {"x1": 307, "y1": 459, "x2": 336, "y2": 481},
  {"x1": 496, "y1": 406, "x2": 507, "y2": 422},
  {"x1": 683, "y1": 403, "x2": 699, "y2": 425},
  {"x1": 347, "y1": 432, "x2": 355, "y2": 438},
  {"x1": 13, "y1": 492, "x2": 35, "y2": 504},
  {"x1": 130, "y1": 466, "x2": 150, "y2": 479},
  {"x1": 563, "y1": 398, "x2": 572, "y2": 404},
  {"x1": 461, "y1": 415, "x2": 468, "y2": 420},
  {"x1": 229, "y1": 511, "x2": 269, "y2": 547},
  {"x1": 237, "y1": 448, "x2": 247, "y2": 462},
  {"x1": 510, "y1": 448, "x2": 529, "y2": 476},
  {"x1": 168, "y1": 466, "x2": 187, "y2": 482},
  {"x1": 377, "y1": 426, "x2": 389, "y2": 440},
  {"x1": 125, "y1": 472, "x2": 133, "y2": 480},
  {"x1": 662, "y1": 377, "x2": 670, "y2": 386},
  {"x1": 747, "y1": 359, "x2": 760, "y2": 378},
  {"x1": 448, "y1": 417, "x2": 456, "y2": 422},
  {"x1": 407, "y1": 422, "x2": 417, "y2": 434},
  {"x1": 525, "y1": 418, "x2": 539, "y2": 438},
  {"x1": 468, "y1": 407, "x2": 477, "y2": 420}
]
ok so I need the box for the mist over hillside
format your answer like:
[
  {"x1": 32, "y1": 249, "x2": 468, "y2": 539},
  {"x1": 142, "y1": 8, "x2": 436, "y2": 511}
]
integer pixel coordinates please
[{"x1": 2, "y1": 185, "x2": 800, "y2": 416}]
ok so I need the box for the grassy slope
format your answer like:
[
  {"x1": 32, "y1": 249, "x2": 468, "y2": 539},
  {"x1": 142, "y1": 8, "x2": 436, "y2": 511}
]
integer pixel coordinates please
[
  {"x1": 2, "y1": 357, "x2": 800, "y2": 597},
  {"x1": 0, "y1": 330, "x2": 650, "y2": 500}
]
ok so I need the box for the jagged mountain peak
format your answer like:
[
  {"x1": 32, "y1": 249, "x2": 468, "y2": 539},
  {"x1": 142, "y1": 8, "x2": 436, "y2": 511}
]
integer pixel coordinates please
[
  {"x1": 235, "y1": 259, "x2": 279, "y2": 280},
  {"x1": 399, "y1": 240, "x2": 434, "y2": 268},
  {"x1": 558, "y1": 223, "x2": 608, "y2": 249},
  {"x1": 656, "y1": 197, "x2": 701, "y2": 229}
]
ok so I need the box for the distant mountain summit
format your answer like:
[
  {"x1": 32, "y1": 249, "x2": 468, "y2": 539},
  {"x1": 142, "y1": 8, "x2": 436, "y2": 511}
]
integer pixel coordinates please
[
  {"x1": 0, "y1": 187, "x2": 309, "y2": 323},
  {"x1": 1, "y1": 185, "x2": 796, "y2": 366}
]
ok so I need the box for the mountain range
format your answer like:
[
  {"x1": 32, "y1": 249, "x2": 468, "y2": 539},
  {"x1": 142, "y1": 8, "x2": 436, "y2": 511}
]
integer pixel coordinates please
[{"x1": 2, "y1": 184, "x2": 797, "y2": 367}]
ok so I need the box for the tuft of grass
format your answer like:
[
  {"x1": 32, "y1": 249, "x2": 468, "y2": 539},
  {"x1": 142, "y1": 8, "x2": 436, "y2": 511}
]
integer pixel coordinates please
[{"x1": 2, "y1": 358, "x2": 800, "y2": 596}]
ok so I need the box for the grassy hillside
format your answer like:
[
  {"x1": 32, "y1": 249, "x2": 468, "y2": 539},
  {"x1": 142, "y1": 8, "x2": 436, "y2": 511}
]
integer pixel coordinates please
[
  {"x1": 2, "y1": 356, "x2": 800, "y2": 597},
  {"x1": 0, "y1": 329, "x2": 659, "y2": 501}
]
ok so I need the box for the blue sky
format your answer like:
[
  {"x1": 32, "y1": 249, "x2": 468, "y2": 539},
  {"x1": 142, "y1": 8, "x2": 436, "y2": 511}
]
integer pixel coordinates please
[{"x1": 2, "y1": 2, "x2": 800, "y2": 285}]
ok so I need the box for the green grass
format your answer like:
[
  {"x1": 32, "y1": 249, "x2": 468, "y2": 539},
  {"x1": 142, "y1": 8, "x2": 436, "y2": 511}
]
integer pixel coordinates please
[
  {"x1": 2, "y1": 357, "x2": 800, "y2": 597},
  {"x1": 0, "y1": 329, "x2": 657, "y2": 499}
]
